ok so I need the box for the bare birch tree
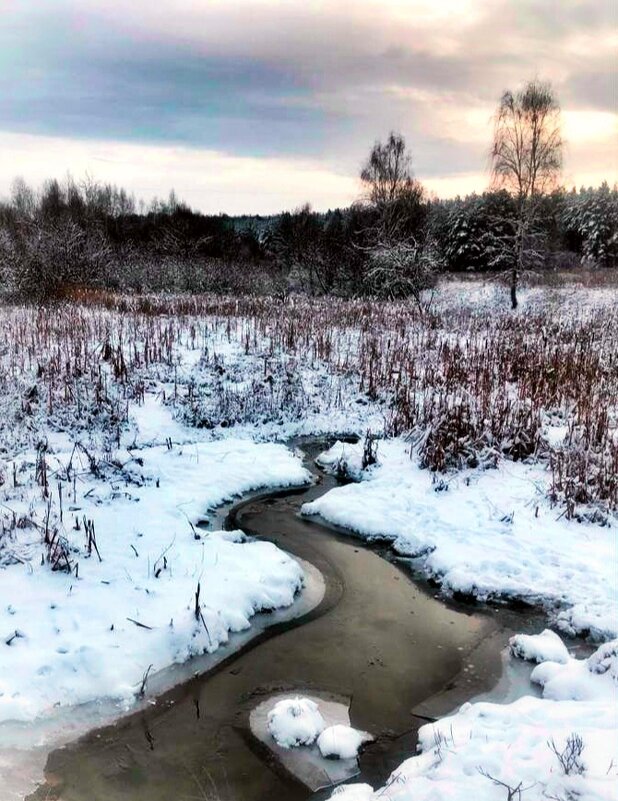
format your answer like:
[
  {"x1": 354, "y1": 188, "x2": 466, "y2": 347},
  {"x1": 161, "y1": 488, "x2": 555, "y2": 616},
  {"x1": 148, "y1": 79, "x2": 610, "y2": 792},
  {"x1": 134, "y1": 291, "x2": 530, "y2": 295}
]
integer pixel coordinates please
[
  {"x1": 491, "y1": 80, "x2": 563, "y2": 308},
  {"x1": 361, "y1": 132, "x2": 417, "y2": 207},
  {"x1": 360, "y1": 132, "x2": 437, "y2": 303}
]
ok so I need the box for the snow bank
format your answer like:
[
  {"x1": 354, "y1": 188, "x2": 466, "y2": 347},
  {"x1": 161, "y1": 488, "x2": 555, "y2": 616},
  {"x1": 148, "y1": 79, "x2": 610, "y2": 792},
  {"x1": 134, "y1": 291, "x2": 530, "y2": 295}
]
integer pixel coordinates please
[
  {"x1": 303, "y1": 439, "x2": 617, "y2": 639},
  {"x1": 317, "y1": 725, "x2": 369, "y2": 760},
  {"x1": 531, "y1": 639, "x2": 618, "y2": 701},
  {"x1": 328, "y1": 636, "x2": 618, "y2": 801},
  {"x1": 267, "y1": 697, "x2": 325, "y2": 748},
  {"x1": 0, "y1": 425, "x2": 310, "y2": 725},
  {"x1": 509, "y1": 629, "x2": 570, "y2": 664}
]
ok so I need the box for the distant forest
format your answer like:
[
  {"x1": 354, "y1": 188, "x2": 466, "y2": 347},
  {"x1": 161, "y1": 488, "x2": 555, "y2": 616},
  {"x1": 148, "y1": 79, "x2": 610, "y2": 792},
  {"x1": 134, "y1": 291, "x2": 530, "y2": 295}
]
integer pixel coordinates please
[
  {"x1": 0, "y1": 173, "x2": 616, "y2": 301},
  {"x1": 2, "y1": 78, "x2": 616, "y2": 303}
]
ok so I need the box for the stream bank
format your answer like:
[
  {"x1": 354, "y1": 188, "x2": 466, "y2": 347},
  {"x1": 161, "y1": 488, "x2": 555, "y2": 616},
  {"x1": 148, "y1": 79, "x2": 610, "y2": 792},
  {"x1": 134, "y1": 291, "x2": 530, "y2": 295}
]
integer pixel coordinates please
[{"x1": 26, "y1": 440, "x2": 558, "y2": 801}]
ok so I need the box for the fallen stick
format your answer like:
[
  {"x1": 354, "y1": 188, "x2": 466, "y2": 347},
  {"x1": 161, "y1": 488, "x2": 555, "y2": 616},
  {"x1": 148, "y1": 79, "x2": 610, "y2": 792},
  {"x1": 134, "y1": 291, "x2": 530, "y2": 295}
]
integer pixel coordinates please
[{"x1": 126, "y1": 617, "x2": 153, "y2": 630}]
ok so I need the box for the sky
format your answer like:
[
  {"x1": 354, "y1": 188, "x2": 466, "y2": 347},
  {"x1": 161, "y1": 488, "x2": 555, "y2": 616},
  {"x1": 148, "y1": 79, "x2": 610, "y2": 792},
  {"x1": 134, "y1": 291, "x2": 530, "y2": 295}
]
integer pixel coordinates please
[{"x1": 0, "y1": 0, "x2": 615, "y2": 214}]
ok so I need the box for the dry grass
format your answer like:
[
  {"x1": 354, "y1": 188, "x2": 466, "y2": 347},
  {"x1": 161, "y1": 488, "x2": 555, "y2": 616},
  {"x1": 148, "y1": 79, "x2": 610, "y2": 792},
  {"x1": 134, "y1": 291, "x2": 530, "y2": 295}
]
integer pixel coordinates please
[{"x1": 1, "y1": 282, "x2": 616, "y2": 519}]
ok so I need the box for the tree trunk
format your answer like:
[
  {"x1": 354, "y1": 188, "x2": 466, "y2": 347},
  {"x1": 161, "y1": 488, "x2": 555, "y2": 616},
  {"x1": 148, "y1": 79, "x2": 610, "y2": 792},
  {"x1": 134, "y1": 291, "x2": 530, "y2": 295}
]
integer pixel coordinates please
[
  {"x1": 511, "y1": 211, "x2": 525, "y2": 311},
  {"x1": 510, "y1": 267, "x2": 518, "y2": 309}
]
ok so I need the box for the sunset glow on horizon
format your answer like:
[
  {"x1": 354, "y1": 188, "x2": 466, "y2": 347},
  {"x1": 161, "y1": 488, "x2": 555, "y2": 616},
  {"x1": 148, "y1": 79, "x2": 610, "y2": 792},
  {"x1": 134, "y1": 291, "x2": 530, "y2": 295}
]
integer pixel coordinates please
[{"x1": 0, "y1": 0, "x2": 615, "y2": 213}]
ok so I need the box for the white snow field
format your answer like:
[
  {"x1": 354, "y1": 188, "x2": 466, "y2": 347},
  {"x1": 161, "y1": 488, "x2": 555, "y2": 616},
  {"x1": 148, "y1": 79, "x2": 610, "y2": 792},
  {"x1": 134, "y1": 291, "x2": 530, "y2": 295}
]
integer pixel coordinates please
[
  {"x1": 312, "y1": 436, "x2": 618, "y2": 801},
  {"x1": 0, "y1": 283, "x2": 616, "y2": 798},
  {"x1": 0, "y1": 412, "x2": 311, "y2": 724},
  {"x1": 329, "y1": 637, "x2": 618, "y2": 801},
  {"x1": 267, "y1": 697, "x2": 326, "y2": 748},
  {"x1": 303, "y1": 439, "x2": 617, "y2": 640}
]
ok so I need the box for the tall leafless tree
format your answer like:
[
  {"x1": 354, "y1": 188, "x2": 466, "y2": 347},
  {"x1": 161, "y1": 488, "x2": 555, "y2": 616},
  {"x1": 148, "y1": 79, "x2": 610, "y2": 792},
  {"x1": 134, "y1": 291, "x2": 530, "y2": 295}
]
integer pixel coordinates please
[
  {"x1": 361, "y1": 132, "x2": 417, "y2": 207},
  {"x1": 361, "y1": 132, "x2": 425, "y2": 237},
  {"x1": 491, "y1": 79, "x2": 563, "y2": 308},
  {"x1": 359, "y1": 133, "x2": 436, "y2": 304}
]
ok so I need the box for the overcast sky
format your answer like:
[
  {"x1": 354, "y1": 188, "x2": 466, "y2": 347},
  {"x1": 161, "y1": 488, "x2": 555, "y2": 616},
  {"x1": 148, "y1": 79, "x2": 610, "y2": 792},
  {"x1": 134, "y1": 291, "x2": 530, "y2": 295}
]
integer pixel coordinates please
[{"x1": 0, "y1": 0, "x2": 615, "y2": 213}]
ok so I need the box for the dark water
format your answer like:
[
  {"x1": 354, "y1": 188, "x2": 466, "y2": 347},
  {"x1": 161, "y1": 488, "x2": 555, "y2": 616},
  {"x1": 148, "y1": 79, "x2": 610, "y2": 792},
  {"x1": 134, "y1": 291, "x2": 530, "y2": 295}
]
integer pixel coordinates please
[{"x1": 28, "y1": 442, "x2": 546, "y2": 801}]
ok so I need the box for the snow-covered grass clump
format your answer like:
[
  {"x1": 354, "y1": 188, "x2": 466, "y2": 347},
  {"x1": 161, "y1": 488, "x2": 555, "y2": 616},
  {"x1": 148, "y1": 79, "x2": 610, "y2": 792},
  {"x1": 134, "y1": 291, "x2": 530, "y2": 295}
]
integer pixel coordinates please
[
  {"x1": 267, "y1": 697, "x2": 326, "y2": 748},
  {"x1": 303, "y1": 439, "x2": 617, "y2": 640},
  {"x1": 314, "y1": 438, "x2": 380, "y2": 482},
  {"x1": 317, "y1": 725, "x2": 370, "y2": 760},
  {"x1": 316, "y1": 440, "x2": 366, "y2": 481},
  {"x1": 330, "y1": 635, "x2": 618, "y2": 801}
]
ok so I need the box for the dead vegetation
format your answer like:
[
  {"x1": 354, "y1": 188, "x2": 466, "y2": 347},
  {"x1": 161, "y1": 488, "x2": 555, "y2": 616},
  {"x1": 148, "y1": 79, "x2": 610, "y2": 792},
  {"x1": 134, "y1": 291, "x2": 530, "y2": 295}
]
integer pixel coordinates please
[{"x1": 0, "y1": 284, "x2": 616, "y2": 535}]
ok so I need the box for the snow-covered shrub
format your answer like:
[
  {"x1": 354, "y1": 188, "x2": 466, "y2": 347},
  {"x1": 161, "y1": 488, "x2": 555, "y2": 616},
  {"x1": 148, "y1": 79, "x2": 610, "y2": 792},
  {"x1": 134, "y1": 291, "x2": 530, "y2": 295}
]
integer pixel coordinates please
[
  {"x1": 316, "y1": 437, "x2": 380, "y2": 482},
  {"x1": 267, "y1": 697, "x2": 326, "y2": 748},
  {"x1": 549, "y1": 441, "x2": 617, "y2": 522},
  {"x1": 362, "y1": 431, "x2": 379, "y2": 470},
  {"x1": 363, "y1": 239, "x2": 439, "y2": 303}
]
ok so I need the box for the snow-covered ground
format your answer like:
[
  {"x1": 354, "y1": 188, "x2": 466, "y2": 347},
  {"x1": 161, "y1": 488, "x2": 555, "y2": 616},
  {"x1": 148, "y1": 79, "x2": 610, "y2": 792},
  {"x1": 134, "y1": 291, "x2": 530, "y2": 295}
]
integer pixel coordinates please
[
  {"x1": 0, "y1": 284, "x2": 616, "y2": 798},
  {"x1": 0, "y1": 291, "x2": 388, "y2": 745},
  {"x1": 330, "y1": 635, "x2": 618, "y2": 801},
  {"x1": 0, "y1": 396, "x2": 312, "y2": 725},
  {"x1": 303, "y1": 439, "x2": 617, "y2": 640}
]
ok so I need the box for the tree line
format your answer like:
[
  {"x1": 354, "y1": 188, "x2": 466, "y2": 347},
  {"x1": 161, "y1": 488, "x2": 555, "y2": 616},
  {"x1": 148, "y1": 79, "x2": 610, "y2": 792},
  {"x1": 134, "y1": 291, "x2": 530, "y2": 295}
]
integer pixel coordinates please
[{"x1": 0, "y1": 80, "x2": 616, "y2": 303}]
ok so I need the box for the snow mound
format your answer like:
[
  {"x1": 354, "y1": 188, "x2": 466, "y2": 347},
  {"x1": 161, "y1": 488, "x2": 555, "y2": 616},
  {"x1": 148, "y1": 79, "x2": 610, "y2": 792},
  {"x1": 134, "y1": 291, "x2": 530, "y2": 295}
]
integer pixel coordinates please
[
  {"x1": 329, "y1": 784, "x2": 375, "y2": 800},
  {"x1": 509, "y1": 629, "x2": 570, "y2": 664},
  {"x1": 267, "y1": 697, "x2": 325, "y2": 748},
  {"x1": 317, "y1": 725, "x2": 368, "y2": 760}
]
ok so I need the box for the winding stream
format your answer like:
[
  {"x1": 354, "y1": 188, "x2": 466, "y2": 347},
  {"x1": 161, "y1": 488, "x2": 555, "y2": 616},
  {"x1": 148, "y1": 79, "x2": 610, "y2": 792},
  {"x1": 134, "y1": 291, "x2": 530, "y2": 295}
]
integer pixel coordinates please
[{"x1": 26, "y1": 440, "x2": 553, "y2": 801}]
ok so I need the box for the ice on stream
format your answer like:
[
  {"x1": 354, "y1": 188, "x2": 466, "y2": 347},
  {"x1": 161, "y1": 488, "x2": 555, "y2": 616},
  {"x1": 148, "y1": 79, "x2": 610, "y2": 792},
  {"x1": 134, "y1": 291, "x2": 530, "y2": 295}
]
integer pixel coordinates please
[{"x1": 251, "y1": 692, "x2": 372, "y2": 792}]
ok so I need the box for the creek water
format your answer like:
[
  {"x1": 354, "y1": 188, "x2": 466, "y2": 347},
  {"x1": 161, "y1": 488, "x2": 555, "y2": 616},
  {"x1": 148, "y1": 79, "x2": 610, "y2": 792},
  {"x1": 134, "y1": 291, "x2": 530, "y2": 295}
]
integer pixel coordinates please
[{"x1": 26, "y1": 440, "x2": 552, "y2": 801}]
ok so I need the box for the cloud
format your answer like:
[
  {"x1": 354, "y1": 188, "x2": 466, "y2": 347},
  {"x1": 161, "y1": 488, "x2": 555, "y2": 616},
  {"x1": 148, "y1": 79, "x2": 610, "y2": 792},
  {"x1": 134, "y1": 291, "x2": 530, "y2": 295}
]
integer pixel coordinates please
[
  {"x1": 0, "y1": 0, "x2": 615, "y2": 210},
  {"x1": 564, "y1": 70, "x2": 617, "y2": 114}
]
